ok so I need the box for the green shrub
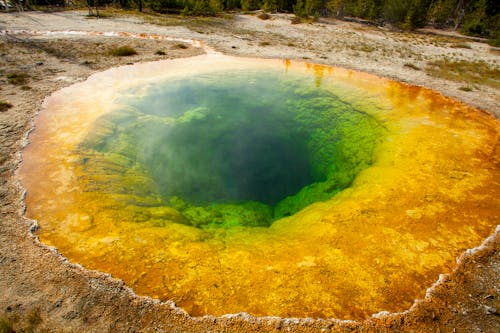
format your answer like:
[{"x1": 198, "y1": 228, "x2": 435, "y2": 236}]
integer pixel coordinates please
[
  {"x1": 460, "y1": 0, "x2": 499, "y2": 39},
  {"x1": 426, "y1": 0, "x2": 457, "y2": 27},
  {"x1": 241, "y1": 0, "x2": 260, "y2": 11},
  {"x1": 293, "y1": 0, "x2": 308, "y2": 19},
  {"x1": 182, "y1": 0, "x2": 223, "y2": 16},
  {"x1": 383, "y1": 0, "x2": 410, "y2": 26}
]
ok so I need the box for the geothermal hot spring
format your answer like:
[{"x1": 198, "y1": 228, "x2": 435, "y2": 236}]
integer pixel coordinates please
[{"x1": 19, "y1": 53, "x2": 499, "y2": 320}]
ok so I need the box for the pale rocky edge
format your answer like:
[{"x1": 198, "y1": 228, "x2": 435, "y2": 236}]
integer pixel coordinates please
[{"x1": 0, "y1": 10, "x2": 498, "y2": 332}]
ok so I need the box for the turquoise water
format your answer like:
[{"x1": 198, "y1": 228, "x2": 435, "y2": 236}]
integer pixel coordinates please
[{"x1": 79, "y1": 70, "x2": 385, "y2": 228}]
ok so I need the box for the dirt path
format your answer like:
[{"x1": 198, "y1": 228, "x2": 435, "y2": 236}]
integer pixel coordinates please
[{"x1": 0, "y1": 10, "x2": 499, "y2": 332}]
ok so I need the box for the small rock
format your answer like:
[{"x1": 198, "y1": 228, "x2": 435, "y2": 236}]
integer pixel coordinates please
[
  {"x1": 484, "y1": 305, "x2": 497, "y2": 315},
  {"x1": 54, "y1": 298, "x2": 63, "y2": 308}
]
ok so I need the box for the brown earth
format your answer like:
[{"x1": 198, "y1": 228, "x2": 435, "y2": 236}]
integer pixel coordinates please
[{"x1": 0, "y1": 10, "x2": 499, "y2": 332}]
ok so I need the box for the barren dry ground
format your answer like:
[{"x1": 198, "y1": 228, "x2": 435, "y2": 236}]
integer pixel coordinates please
[{"x1": 0, "y1": 10, "x2": 499, "y2": 332}]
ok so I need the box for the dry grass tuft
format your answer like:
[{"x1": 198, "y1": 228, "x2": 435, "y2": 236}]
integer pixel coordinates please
[
  {"x1": 404, "y1": 63, "x2": 421, "y2": 70},
  {"x1": 451, "y1": 42, "x2": 472, "y2": 49},
  {"x1": 0, "y1": 317, "x2": 14, "y2": 333},
  {"x1": 257, "y1": 13, "x2": 271, "y2": 20},
  {"x1": 6, "y1": 72, "x2": 29, "y2": 85},
  {"x1": 27, "y1": 309, "x2": 42, "y2": 327},
  {"x1": 0, "y1": 101, "x2": 13, "y2": 112},
  {"x1": 172, "y1": 43, "x2": 188, "y2": 49},
  {"x1": 109, "y1": 46, "x2": 138, "y2": 57}
]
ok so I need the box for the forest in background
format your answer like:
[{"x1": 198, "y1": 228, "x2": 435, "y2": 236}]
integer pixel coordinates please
[{"x1": 5, "y1": 0, "x2": 500, "y2": 42}]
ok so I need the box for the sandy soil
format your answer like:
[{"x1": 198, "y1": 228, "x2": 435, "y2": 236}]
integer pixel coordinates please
[{"x1": 0, "y1": 10, "x2": 499, "y2": 332}]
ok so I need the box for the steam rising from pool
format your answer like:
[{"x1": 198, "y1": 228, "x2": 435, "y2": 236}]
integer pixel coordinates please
[
  {"x1": 18, "y1": 54, "x2": 499, "y2": 319},
  {"x1": 78, "y1": 71, "x2": 383, "y2": 228}
]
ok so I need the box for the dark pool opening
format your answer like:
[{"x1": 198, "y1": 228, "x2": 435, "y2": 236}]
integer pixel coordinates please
[
  {"x1": 145, "y1": 102, "x2": 320, "y2": 206},
  {"x1": 80, "y1": 71, "x2": 384, "y2": 229}
]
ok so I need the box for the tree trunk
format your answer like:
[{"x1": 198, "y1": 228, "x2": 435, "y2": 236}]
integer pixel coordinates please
[
  {"x1": 11, "y1": 0, "x2": 23, "y2": 12},
  {"x1": 87, "y1": 0, "x2": 94, "y2": 16},
  {"x1": 453, "y1": 0, "x2": 467, "y2": 30},
  {"x1": 95, "y1": 2, "x2": 99, "y2": 17}
]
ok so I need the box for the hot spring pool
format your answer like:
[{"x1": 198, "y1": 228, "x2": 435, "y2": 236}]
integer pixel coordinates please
[{"x1": 18, "y1": 54, "x2": 499, "y2": 320}]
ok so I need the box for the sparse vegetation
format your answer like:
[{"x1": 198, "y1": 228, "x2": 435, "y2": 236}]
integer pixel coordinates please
[
  {"x1": 86, "y1": 12, "x2": 111, "y2": 19},
  {"x1": 0, "y1": 317, "x2": 14, "y2": 333},
  {"x1": 28, "y1": 309, "x2": 42, "y2": 327},
  {"x1": 426, "y1": 59, "x2": 500, "y2": 89},
  {"x1": 459, "y1": 86, "x2": 473, "y2": 91},
  {"x1": 155, "y1": 50, "x2": 166, "y2": 55},
  {"x1": 451, "y1": 43, "x2": 472, "y2": 49},
  {"x1": 109, "y1": 46, "x2": 138, "y2": 57},
  {"x1": 7, "y1": 72, "x2": 29, "y2": 85},
  {"x1": 355, "y1": 43, "x2": 376, "y2": 53},
  {"x1": 0, "y1": 101, "x2": 13, "y2": 112},
  {"x1": 488, "y1": 38, "x2": 500, "y2": 47}
]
